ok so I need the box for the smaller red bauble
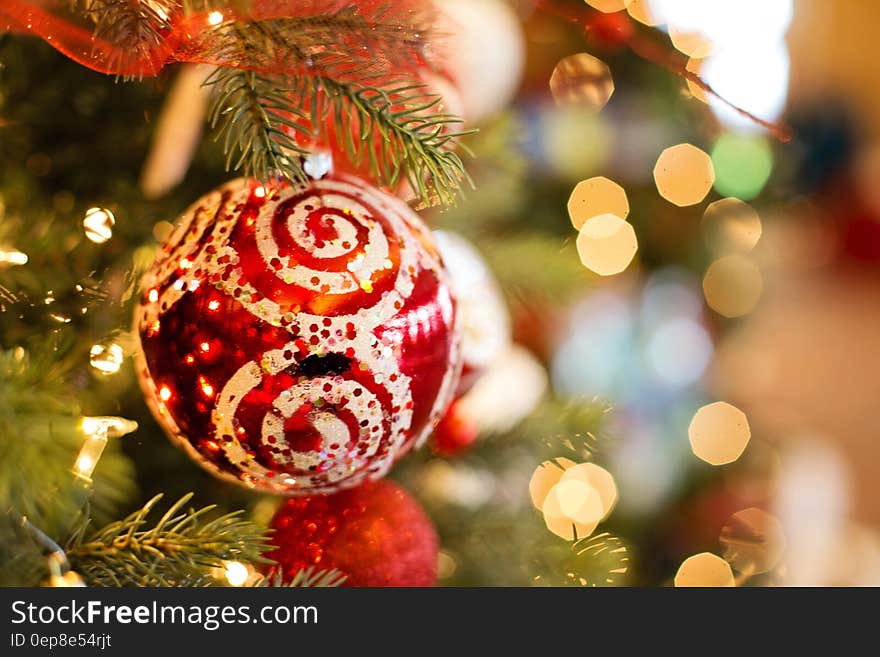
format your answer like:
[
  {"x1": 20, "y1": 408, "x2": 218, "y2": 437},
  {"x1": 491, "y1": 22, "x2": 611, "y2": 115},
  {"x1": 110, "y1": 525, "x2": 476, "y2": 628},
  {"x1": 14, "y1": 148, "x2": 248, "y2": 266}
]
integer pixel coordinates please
[
  {"x1": 265, "y1": 480, "x2": 438, "y2": 587},
  {"x1": 431, "y1": 401, "x2": 479, "y2": 457}
]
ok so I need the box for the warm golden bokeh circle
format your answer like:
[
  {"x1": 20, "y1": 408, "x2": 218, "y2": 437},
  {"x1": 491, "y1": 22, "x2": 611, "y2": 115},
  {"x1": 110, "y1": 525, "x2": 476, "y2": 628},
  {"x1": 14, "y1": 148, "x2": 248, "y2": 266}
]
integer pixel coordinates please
[
  {"x1": 703, "y1": 255, "x2": 763, "y2": 317},
  {"x1": 576, "y1": 214, "x2": 639, "y2": 276},
  {"x1": 703, "y1": 198, "x2": 763, "y2": 253},
  {"x1": 674, "y1": 552, "x2": 735, "y2": 587},
  {"x1": 567, "y1": 176, "x2": 630, "y2": 230},
  {"x1": 653, "y1": 144, "x2": 716, "y2": 207},
  {"x1": 720, "y1": 507, "x2": 787, "y2": 575},
  {"x1": 529, "y1": 458, "x2": 576, "y2": 509},
  {"x1": 688, "y1": 401, "x2": 751, "y2": 466},
  {"x1": 560, "y1": 462, "x2": 618, "y2": 520},
  {"x1": 585, "y1": 0, "x2": 633, "y2": 14},
  {"x1": 550, "y1": 53, "x2": 614, "y2": 112}
]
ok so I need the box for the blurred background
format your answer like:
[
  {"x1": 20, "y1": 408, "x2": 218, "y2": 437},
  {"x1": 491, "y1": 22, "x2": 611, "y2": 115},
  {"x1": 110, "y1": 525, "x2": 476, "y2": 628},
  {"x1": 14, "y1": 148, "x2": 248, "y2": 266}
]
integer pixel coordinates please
[{"x1": 2, "y1": 0, "x2": 880, "y2": 586}]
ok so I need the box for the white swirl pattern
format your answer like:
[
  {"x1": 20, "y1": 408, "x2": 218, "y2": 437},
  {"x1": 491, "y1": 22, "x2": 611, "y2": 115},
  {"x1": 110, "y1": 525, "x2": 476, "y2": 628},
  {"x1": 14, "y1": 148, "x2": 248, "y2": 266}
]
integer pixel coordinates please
[{"x1": 136, "y1": 176, "x2": 460, "y2": 494}]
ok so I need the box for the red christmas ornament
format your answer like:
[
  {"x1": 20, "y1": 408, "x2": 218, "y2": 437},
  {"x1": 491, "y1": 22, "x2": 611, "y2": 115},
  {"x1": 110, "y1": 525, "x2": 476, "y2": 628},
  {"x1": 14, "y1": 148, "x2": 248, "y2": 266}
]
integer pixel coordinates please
[
  {"x1": 266, "y1": 480, "x2": 438, "y2": 587},
  {"x1": 134, "y1": 174, "x2": 462, "y2": 495}
]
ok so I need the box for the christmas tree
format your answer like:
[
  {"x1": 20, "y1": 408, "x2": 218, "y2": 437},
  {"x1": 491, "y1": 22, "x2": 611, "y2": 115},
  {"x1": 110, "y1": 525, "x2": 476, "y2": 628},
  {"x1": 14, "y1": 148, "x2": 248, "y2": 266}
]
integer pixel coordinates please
[{"x1": 1, "y1": 0, "x2": 810, "y2": 588}]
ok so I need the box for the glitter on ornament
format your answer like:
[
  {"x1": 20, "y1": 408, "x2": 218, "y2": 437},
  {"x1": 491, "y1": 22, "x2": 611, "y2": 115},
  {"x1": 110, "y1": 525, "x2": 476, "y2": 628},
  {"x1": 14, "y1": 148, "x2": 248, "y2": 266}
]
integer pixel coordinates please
[
  {"x1": 134, "y1": 175, "x2": 462, "y2": 495},
  {"x1": 265, "y1": 480, "x2": 438, "y2": 587}
]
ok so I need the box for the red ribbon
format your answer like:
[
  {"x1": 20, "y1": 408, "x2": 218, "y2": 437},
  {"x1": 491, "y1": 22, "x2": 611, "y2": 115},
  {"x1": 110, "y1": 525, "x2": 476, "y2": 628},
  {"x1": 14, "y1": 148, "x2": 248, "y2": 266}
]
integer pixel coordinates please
[{"x1": 0, "y1": 0, "x2": 433, "y2": 79}]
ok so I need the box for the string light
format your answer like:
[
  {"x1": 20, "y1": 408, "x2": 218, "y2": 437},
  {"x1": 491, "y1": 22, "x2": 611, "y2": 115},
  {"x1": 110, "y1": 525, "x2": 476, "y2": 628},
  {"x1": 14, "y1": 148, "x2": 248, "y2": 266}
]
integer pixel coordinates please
[
  {"x1": 83, "y1": 207, "x2": 115, "y2": 244},
  {"x1": 89, "y1": 342, "x2": 124, "y2": 375},
  {"x1": 73, "y1": 416, "x2": 138, "y2": 483},
  {"x1": 208, "y1": 11, "x2": 224, "y2": 26},
  {"x1": 0, "y1": 248, "x2": 28, "y2": 266},
  {"x1": 223, "y1": 561, "x2": 251, "y2": 586}
]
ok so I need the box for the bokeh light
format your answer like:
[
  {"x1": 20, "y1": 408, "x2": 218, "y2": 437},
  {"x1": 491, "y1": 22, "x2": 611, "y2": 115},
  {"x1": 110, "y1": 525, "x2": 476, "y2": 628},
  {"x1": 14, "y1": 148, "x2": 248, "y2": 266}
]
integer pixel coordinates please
[
  {"x1": 560, "y1": 463, "x2": 618, "y2": 520},
  {"x1": 626, "y1": 0, "x2": 660, "y2": 26},
  {"x1": 549, "y1": 53, "x2": 614, "y2": 112},
  {"x1": 646, "y1": 317, "x2": 712, "y2": 387},
  {"x1": 688, "y1": 401, "x2": 751, "y2": 466},
  {"x1": 554, "y1": 479, "x2": 605, "y2": 524},
  {"x1": 702, "y1": 255, "x2": 763, "y2": 317},
  {"x1": 567, "y1": 177, "x2": 629, "y2": 230},
  {"x1": 542, "y1": 483, "x2": 600, "y2": 541},
  {"x1": 674, "y1": 552, "x2": 735, "y2": 587},
  {"x1": 541, "y1": 107, "x2": 611, "y2": 179},
  {"x1": 685, "y1": 57, "x2": 708, "y2": 102},
  {"x1": 702, "y1": 198, "x2": 762, "y2": 253},
  {"x1": 720, "y1": 507, "x2": 786, "y2": 575},
  {"x1": 576, "y1": 214, "x2": 639, "y2": 276},
  {"x1": 529, "y1": 458, "x2": 576, "y2": 509},
  {"x1": 653, "y1": 144, "x2": 715, "y2": 207},
  {"x1": 586, "y1": 0, "x2": 633, "y2": 14},
  {"x1": 711, "y1": 133, "x2": 773, "y2": 200},
  {"x1": 669, "y1": 26, "x2": 714, "y2": 58},
  {"x1": 703, "y1": 42, "x2": 790, "y2": 132}
]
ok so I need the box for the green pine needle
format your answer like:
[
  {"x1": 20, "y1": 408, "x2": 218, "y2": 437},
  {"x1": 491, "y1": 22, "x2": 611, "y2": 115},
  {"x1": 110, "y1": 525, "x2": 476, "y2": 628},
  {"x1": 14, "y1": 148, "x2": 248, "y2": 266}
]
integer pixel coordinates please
[
  {"x1": 206, "y1": 66, "x2": 310, "y2": 185},
  {"x1": 254, "y1": 567, "x2": 347, "y2": 588},
  {"x1": 67, "y1": 493, "x2": 273, "y2": 587}
]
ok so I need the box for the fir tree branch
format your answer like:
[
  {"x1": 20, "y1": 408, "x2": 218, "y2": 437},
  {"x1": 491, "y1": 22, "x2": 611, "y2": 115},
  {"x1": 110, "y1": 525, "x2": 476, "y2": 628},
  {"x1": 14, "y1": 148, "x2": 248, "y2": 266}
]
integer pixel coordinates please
[
  {"x1": 71, "y1": 0, "x2": 180, "y2": 79},
  {"x1": 206, "y1": 66, "x2": 309, "y2": 185},
  {"x1": 0, "y1": 340, "x2": 135, "y2": 532},
  {"x1": 533, "y1": 533, "x2": 630, "y2": 587},
  {"x1": 254, "y1": 567, "x2": 347, "y2": 588},
  {"x1": 206, "y1": 68, "x2": 472, "y2": 205},
  {"x1": 303, "y1": 75, "x2": 472, "y2": 206},
  {"x1": 67, "y1": 493, "x2": 273, "y2": 587},
  {"x1": 202, "y1": 9, "x2": 430, "y2": 81}
]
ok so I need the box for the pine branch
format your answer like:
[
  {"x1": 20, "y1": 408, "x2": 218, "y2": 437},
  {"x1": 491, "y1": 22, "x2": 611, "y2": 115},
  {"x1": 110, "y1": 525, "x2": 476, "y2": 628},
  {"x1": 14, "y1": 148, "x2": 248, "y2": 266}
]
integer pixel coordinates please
[
  {"x1": 304, "y1": 75, "x2": 472, "y2": 205},
  {"x1": 202, "y1": 10, "x2": 430, "y2": 81},
  {"x1": 71, "y1": 0, "x2": 180, "y2": 79},
  {"x1": 67, "y1": 493, "x2": 273, "y2": 587},
  {"x1": 533, "y1": 532, "x2": 630, "y2": 587},
  {"x1": 0, "y1": 340, "x2": 135, "y2": 533},
  {"x1": 206, "y1": 66, "x2": 309, "y2": 185},
  {"x1": 254, "y1": 567, "x2": 347, "y2": 588},
  {"x1": 206, "y1": 68, "x2": 472, "y2": 204},
  {"x1": 515, "y1": 398, "x2": 613, "y2": 462}
]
